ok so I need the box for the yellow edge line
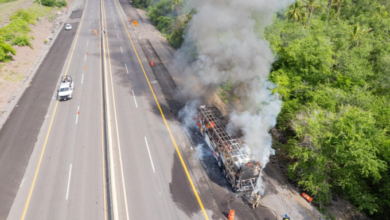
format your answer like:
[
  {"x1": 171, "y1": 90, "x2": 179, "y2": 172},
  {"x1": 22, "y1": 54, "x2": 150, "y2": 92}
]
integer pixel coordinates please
[
  {"x1": 102, "y1": 0, "x2": 130, "y2": 219},
  {"x1": 21, "y1": 0, "x2": 89, "y2": 219},
  {"x1": 99, "y1": 1, "x2": 108, "y2": 219},
  {"x1": 112, "y1": 1, "x2": 209, "y2": 219}
]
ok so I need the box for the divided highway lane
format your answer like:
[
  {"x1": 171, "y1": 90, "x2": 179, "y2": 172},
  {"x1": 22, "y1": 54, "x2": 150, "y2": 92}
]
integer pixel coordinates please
[
  {"x1": 7, "y1": 0, "x2": 107, "y2": 219},
  {"x1": 102, "y1": 0, "x2": 210, "y2": 219}
]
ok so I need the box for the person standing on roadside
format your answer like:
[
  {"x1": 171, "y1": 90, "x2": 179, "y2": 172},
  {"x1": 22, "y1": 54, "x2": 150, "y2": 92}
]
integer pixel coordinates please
[{"x1": 283, "y1": 214, "x2": 290, "y2": 220}]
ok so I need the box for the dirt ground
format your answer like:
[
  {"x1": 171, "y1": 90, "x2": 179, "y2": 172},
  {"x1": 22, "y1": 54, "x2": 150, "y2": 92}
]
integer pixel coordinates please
[{"x1": 0, "y1": 0, "x2": 74, "y2": 116}]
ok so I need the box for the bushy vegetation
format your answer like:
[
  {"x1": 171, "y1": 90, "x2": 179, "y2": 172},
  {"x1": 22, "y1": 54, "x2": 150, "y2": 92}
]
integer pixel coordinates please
[
  {"x1": 0, "y1": 0, "x2": 17, "y2": 3},
  {"x1": 132, "y1": 0, "x2": 191, "y2": 49},
  {"x1": 38, "y1": 0, "x2": 67, "y2": 8},
  {"x1": 0, "y1": 37, "x2": 16, "y2": 61},
  {"x1": 262, "y1": 0, "x2": 390, "y2": 218},
  {"x1": 12, "y1": 35, "x2": 33, "y2": 48},
  {"x1": 0, "y1": 6, "x2": 50, "y2": 61}
]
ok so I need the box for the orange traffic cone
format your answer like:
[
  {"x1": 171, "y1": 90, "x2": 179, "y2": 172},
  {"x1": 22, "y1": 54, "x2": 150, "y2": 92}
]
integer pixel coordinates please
[
  {"x1": 84, "y1": 66, "x2": 86, "y2": 69},
  {"x1": 128, "y1": 18, "x2": 131, "y2": 22},
  {"x1": 151, "y1": 61, "x2": 154, "y2": 66},
  {"x1": 302, "y1": 193, "x2": 313, "y2": 203},
  {"x1": 228, "y1": 210, "x2": 235, "y2": 220},
  {"x1": 94, "y1": 30, "x2": 97, "y2": 35},
  {"x1": 98, "y1": 44, "x2": 100, "y2": 47},
  {"x1": 87, "y1": 52, "x2": 89, "y2": 55},
  {"x1": 78, "y1": 110, "x2": 80, "y2": 115}
]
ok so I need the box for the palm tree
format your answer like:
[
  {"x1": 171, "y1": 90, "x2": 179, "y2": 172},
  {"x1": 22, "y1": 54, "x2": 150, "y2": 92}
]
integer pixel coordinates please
[
  {"x1": 286, "y1": 2, "x2": 305, "y2": 22},
  {"x1": 172, "y1": 0, "x2": 184, "y2": 16},
  {"x1": 303, "y1": 0, "x2": 322, "y2": 27},
  {"x1": 326, "y1": 0, "x2": 332, "y2": 23},
  {"x1": 349, "y1": 24, "x2": 371, "y2": 47},
  {"x1": 333, "y1": 0, "x2": 343, "y2": 20}
]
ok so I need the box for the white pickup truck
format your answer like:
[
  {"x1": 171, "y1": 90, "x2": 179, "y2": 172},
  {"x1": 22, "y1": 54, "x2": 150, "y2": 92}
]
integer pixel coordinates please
[{"x1": 58, "y1": 76, "x2": 74, "y2": 101}]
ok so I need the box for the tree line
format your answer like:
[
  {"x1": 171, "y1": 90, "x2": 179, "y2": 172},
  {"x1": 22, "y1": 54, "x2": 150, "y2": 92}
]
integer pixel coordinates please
[{"x1": 265, "y1": 0, "x2": 390, "y2": 218}]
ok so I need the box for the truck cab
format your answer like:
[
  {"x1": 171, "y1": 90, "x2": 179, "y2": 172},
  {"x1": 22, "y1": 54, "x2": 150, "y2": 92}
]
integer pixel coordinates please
[{"x1": 58, "y1": 76, "x2": 74, "y2": 101}]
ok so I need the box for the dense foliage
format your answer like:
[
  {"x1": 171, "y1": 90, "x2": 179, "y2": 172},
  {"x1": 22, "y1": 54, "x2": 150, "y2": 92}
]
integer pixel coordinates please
[
  {"x1": 0, "y1": 0, "x2": 17, "y2": 3},
  {"x1": 39, "y1": 0, "x2": 67, "y2": 8},
  {"x1": 132, "y1": 0, "x2": 190, "y2": 49},
  {"x1": 264, "y1": 0, "x2": 390, "y2": 218}
]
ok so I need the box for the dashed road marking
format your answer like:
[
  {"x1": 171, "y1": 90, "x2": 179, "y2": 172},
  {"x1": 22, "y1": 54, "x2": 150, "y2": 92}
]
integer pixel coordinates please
[
  {"x1": 76, "y1": 106, "x2": 79, "y2": 124},
  {"x1": 66, "y1": 164, "x2": 72, "y2": 200},
  {"x1": 144, "y1": 137, "x2": 155, "y2": 173},
  {"x1": 132, "y1": 89, "x2": 138, "y2": 108}
]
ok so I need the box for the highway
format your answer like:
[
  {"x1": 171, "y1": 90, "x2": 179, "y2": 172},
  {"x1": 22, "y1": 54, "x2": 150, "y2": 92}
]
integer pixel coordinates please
[
  {"x1": 101, "y1": 0, "x2": 206, "y2": 218},
  {"x1": 3, "y1": 0, "x2": 215, "y2": 219}
]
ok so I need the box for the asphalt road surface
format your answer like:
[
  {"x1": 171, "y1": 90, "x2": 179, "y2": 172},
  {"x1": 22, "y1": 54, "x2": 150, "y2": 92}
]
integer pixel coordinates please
[
  {"x1": 0, "y1": 13, "x2": 80, "y2": 220},
  {"x1": 4, "y1": 0, "x2": 218, "y2": 219}
]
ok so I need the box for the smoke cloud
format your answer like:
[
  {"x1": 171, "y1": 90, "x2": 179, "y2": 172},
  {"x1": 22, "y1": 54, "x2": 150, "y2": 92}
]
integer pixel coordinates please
[{"x1": 176, "y1": 0, "x2": 294, "y2": 195}]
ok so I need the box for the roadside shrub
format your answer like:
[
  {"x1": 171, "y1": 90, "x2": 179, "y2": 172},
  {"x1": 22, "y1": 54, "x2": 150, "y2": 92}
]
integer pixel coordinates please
[
  {"x1": 147, "y1": 0, "x2": 172, "y2": 26},
  {"x1": 132, "y1": 0, "x2": 154, "y2": 10},
  {"x1": 12, "y1": 35, "x2": 33, "y2": 48},
  {"x1": 5, "y1": 19, "x2": 31, "y2": 35},
  {"x1": 55, "y1": 0, "x2": 67, "y2": 7},
  {"x1": 0, "y1": 19, "x2": 31, "y2": 42},
  {"x1": 168, "y1": 28, "x2": 183, "y2": 49},
  {"x1": 0, "y1": 38, "x2": 16, "y2": 61},
  {"x1": 39, "y1": 0, "x2": 67, "y2": 8},
  {"x1": 155, "y1": 16, "x2": 172, "y2": 33},
  {"x1": 0, "y1": 0, "x2": 17, "y2": 3},
  {"x1": 10, "y1": 9, "x2": 38, "y2": 25}
]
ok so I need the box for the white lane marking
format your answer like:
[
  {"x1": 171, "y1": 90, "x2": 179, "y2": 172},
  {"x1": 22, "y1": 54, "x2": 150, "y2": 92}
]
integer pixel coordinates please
[
  {"x1": 116, "y1": 33, "x2": 119, "y2": 39},
  {"x1": 76, "y1": 106, "x2": 79, "y2": 124},
  {"x1": 144, "y1": 137, "x2": 155, "y2": 173},
  {"x1": 85, "y1": 54, "x2": 87, "y2": 61},
  {"x1": 125, "y1": 63, "x2": 128, "y2": 74},
  {"x1": 120, "y1": 47, "x2": 123, "y2": 53},
  {"x1": 132, "y1": 89, "x2": 138, "y2": 108},
  {"x1": 66, "y1": 164, "x2": 72, "y2": 200},
  {"x1": 81, "y1": 74, "x2": 84, "y2": 84},
  {"x1": 87, "y1": 40, "x2": 89, "y2": 46},
  {"x1": 20, "y1": 177, "x2": 26, "y2": 188}
]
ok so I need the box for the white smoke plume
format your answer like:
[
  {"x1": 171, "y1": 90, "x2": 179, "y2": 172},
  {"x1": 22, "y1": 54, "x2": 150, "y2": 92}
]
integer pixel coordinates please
[{"x1": 176, "y1": 0, "x2": 294, "y2": 195}]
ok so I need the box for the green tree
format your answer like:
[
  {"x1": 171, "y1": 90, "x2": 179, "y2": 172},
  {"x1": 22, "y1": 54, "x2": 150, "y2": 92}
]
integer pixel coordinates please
[
  {"x1": 333, "y1": 0, "x2": 343, "y2": 20},
  {"x1": 285, "y1": 2, "x2": 305, "y2": 22},
  {"x1": 349, "y1": 24, "x2": 371, "y2": 46},
  {"x1": 171, "y1": 0, "x2": 184, "y2": 16},
  {"x1": 326, "y1": 0, "x2": 332, "y2": 23},
  {"x1": 289, "y1": 105, "x2": 388, "y2": 208},
  {"x1": 303, "y1": 0, "x2": 322, "y2": 26}
]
